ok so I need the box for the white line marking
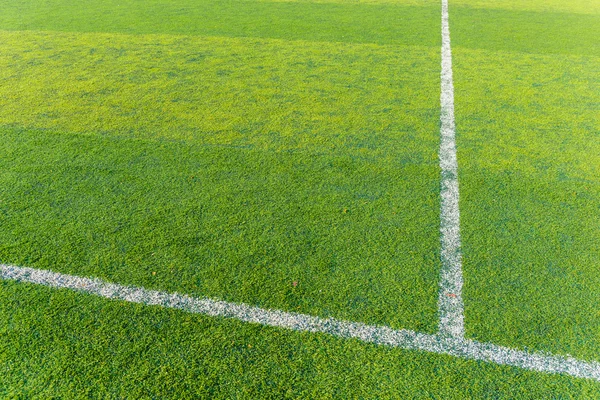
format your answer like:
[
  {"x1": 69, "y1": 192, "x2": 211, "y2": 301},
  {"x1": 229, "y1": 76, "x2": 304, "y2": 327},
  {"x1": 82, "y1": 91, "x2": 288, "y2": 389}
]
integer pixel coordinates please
[
  {"x1": 0, "y1": 1, "x2": 595, "y2": 386},
  {"x1": 437, "y1": 0, "x2": 464, "y2": 339},
  {"x1": 1, "y1": 264, "x2": 600, "y2": 381}
]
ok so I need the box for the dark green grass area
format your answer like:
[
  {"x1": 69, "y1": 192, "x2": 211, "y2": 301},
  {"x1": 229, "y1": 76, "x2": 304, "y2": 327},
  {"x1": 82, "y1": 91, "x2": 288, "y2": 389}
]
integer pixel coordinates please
[
  {"x1": 0, "y1": 126, "x2": 441, "y2": 331},
  {"x1": 451, "y1": 6, "x2": 600, "y2": 56},
  {"x1": 455, "y1": 47, "x2": 600, "y2": 361},
  {"x1": 451, "y1": 0, "x2": 600, "y2": 15},
  {"x1": 2, "y1": 281, "x2": 600, "y2": 398},
  {"x1": 0, "y1": 0, "x2": 440, "y2": 47},
  {"x1": 3, "y1": 0, "x2": 599, "y2": 56}
]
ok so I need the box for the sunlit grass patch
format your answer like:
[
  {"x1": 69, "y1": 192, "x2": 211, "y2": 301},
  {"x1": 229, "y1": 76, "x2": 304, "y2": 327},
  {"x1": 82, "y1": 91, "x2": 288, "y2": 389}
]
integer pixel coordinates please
[{"x1": 0, "y1": 31, "x2": 440, "y2": 154}]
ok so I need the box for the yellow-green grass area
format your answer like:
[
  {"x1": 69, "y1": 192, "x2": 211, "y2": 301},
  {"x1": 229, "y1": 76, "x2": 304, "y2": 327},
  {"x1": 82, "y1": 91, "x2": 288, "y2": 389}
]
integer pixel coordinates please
[
  {"x1": 0, "y1": 31, "x2": 439, "y2": 154},
  {"x1": 453, "y1": 2, "x2": 600, "y2": 363},
  {"x1": 4, "y1": 281, "x2": 600, "y2": 398},
  {"x1": 0, "y1": 22, "x2": 443, "y2": 332}
]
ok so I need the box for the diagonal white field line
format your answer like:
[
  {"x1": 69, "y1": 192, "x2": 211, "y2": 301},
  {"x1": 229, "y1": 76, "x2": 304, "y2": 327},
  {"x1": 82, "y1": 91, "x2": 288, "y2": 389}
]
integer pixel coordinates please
[
  {"x1": 1, "y1": 0, "x2": 597, "y2": 386},
  {"x1": 437, "y1": 0, "x2": 465, "y2": 339},
  {"x1": 1, "y1": 264, "x2": 600, "y2": 381}
]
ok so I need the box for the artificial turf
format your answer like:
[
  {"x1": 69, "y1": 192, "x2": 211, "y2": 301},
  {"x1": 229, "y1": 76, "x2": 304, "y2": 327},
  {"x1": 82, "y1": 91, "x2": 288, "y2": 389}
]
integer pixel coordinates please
[
  {"x1": 0, "y1": 124, "x2": 441, "y2": 331},
  {"x1": 452, "y1": 7, "x2": 600, "y2": 362},
  {"x1": 0, "y1": 24, "x2": 443, "y2": 331},
  {"x1": 0, "y1": 31, "x2": 441, "y2": 152},
  {"x1": 0, "y1": 0, "x2": 440, "y2": 46},
  {"x1": 3, "y1": 280, "x2": 600, "y2": 398},
  {"x1": 0, "y1": 0, "x2": 599, "y2": 397}
]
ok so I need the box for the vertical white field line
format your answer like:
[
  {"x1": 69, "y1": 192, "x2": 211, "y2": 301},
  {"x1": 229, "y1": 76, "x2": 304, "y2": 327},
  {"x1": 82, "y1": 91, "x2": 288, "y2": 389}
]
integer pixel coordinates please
[{"x1": 437, "y1": 0, "x2": 465, "y2": 339}]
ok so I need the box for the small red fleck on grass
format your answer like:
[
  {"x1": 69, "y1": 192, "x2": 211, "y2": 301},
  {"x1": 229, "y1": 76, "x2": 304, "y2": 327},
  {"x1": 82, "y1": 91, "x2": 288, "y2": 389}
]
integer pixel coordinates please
[
  {"x1": 447, "y1": 293, "x2": 457, "y2": 298},
  {"x1": 292, "y1": 281, "x2": 298, "y2": 287}
]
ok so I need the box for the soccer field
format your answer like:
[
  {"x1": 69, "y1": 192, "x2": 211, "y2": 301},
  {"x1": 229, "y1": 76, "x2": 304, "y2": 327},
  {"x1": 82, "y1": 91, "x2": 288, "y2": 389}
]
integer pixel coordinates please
[{"x1": 0, "y1": 0, "x2": 599, "y2": 397}]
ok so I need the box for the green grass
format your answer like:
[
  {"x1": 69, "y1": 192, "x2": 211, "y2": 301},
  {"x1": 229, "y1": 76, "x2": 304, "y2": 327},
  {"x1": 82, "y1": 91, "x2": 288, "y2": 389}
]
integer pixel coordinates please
[
  {"x1": 0, "y1": 23, "x2": 443, "y2": 331},
  {"x1": 0, "y1": 0, "x2": 440, "y2": 46},
  {"x1": 453, "y1": 7, "x2": 600, "y2": 362},
  {"x1": 0, "y1": 125, "x2": 441, "y2": 331},
  {"x1": 452, "y1": 0, "x2": 600, "y2": 15},
  {"x1": 452, "y1": 6, "x2": 600, "y2": 56},
  {"x1": 1, "y1": 0, "x2": 600, "y2": 396},
  {"x1": 3, "y1": 280, "x2": 600, "y2": 398},
  {"x1": 0, "y1": 31, "x2": 440, "y2": 151}
]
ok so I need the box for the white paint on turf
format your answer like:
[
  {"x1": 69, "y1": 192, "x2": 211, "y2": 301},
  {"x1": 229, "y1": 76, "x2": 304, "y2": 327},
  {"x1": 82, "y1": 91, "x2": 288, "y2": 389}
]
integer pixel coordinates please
[
  {"x1": 1, "y1": 0, "x2": 597, "y2": 386},
  {"x1": 437, "y1": 0, "x2": 465, "y2": 339},
  {"x1": 1, "y1": 264, "x2": 600, "y2": 381}
]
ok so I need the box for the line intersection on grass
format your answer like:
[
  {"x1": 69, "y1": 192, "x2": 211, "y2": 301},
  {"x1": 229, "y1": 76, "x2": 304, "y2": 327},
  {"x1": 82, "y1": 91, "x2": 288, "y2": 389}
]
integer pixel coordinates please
[
  {"x1": 2, "y1": 264, "x2": 599, "y2": 381},
  {"x1": 1, "y1": 0, "x2": 598, "y2": 385}
]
